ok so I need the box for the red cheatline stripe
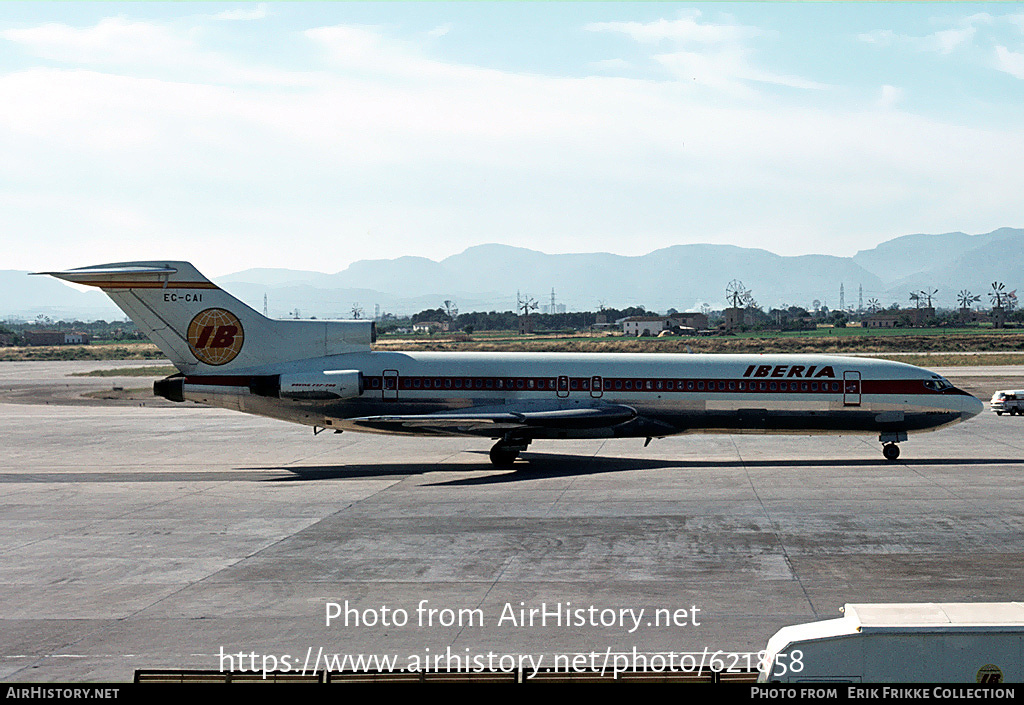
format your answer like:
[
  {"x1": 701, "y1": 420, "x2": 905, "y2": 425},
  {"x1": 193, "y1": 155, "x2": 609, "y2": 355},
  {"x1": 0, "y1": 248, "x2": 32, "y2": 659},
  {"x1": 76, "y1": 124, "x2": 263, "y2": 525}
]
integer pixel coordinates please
[{"x1": 182, "y1": 375, "x2": 948, "y2": 396}]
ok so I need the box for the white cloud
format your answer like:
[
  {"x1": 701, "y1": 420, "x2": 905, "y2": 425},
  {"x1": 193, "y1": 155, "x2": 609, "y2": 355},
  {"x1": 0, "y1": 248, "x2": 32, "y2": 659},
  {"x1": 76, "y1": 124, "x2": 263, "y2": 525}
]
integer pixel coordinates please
[
  {"x1": 878, "y1": 84, "x2": 903, "y2": 110},
  {"x1": 995, "y1": 45, "x2": 1024, "y2": 79},
  {"x1": 0, "y1": 16, "x2": 310, "y2": 87},
  {"x1": 858, "y1": 13, "x2": 993, "y2": 54},
  {"x1": 0, "y1": 14, "x2": 1021, "y2": 275},
  {"x1": 0, "y1": 17, "x2": 195, "y2": 66},
  {"x1": 585, "y1": 14, "x2": 766, "y2": 45},
  {"x1": 586, "y1": 13, "x2": 823, "y2": 95},
  {"x1": 857, "y1": 29, "x2": 898, "y2": 47},
  {"x1": 427, "y1": 23, "x2": 452, "y2": 39}
]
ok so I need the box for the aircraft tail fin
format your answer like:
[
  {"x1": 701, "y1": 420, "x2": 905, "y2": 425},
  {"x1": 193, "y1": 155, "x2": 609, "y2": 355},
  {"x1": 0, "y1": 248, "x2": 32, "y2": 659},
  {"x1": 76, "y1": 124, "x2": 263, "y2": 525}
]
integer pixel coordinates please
[{"x1": 38, "y1": 261, "x2": 374, "y2": 373}]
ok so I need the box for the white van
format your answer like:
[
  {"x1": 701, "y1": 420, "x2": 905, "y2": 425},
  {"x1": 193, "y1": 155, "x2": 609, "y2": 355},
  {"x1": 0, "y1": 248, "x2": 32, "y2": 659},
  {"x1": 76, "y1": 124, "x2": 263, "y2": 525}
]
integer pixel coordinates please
[
  {"x1": 759, "y1": 603, "x2": 1024, "y2": 683},
  {"x1": 990, "y1": 390, "x2": 1024, "y2": 415}
]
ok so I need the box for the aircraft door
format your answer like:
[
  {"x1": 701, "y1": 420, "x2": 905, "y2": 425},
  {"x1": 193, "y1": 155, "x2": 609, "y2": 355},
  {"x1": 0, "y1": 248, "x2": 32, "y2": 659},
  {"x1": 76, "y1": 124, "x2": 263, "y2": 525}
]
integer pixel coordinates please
[
  {"x1": 843, "y1": 370, "x2": 862, "y2": 406},
  {"x1": 383, "y1": 370, "x2": 399, "y2": 400},
  {"x1": 591, "y1": 375, "x2": 603, "y2": 398},
  {"x1": 557, "y1": 375, "x2": 569, "y2": 398}
]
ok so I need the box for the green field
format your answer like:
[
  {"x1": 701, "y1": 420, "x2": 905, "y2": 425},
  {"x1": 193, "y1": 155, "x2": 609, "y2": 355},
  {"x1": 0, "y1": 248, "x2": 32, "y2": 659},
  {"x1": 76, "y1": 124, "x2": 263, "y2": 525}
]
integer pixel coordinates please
[
  {"x1": 4, "y1": 326, "x2": 1023, "y2": 363},
  {"x1": 0, "y1": 342, "x2": 166, "y2": 362},
  {"x1": 376, "y1": 329, "x2": 1024, "y2": 355},
  {"x1": 71, "y1": 365, "x2": 178, "y2": 377}
]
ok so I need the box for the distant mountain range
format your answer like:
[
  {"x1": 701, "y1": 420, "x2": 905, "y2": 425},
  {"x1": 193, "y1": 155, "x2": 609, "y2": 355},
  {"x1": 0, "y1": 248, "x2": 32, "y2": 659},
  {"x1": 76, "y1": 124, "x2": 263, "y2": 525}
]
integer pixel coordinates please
[{"x1": 4, "y1": 227, "x2": 1021, "y2": 321}]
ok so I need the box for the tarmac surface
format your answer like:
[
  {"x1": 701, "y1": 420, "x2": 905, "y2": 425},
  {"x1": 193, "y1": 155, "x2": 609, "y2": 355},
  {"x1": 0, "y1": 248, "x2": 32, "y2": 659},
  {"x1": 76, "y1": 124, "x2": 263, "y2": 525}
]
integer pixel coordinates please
[{"x1": 2, "y1": 360, "x2": 1024, "y2": 682}]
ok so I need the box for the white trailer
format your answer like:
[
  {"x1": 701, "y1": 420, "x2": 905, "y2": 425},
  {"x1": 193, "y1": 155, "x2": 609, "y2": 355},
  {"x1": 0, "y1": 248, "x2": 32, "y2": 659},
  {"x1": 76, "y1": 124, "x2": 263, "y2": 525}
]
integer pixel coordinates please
[{"x1": 759, "y1": 603, "x2": 1024, "y2": 682}]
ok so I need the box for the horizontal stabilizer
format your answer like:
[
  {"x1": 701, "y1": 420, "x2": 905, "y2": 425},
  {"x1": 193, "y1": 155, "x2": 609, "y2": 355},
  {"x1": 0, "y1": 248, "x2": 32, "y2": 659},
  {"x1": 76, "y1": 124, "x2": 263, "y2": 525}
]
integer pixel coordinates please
[{"x1": 35, "y1": 264, "x2": 180, "y2": 282}]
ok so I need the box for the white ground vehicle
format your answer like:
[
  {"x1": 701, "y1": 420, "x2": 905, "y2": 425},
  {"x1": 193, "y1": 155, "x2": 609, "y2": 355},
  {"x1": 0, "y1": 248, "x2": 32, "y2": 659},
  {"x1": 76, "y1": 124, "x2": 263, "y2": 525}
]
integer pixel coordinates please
[
  {"x1": 759, "y1": 603, "x2": 1024, "y2": 683},
  {"x1": 991, "y1": 390, "x2": 1024, "y2": 415}
]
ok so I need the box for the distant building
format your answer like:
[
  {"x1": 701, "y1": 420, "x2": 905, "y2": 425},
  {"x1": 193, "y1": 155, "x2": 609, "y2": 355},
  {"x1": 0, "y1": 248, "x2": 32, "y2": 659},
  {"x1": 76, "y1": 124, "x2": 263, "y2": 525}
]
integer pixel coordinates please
[
  {"x1": 23, "y1": 330, "x2": 91, "y2": 346},
  {"x1": 912, "y1": 307, "x2": 936, "y2": 326},
  {"x1": 863, "y1": 313, "x2": 899, "y2": 329},
  {"x1": 992, "y1": 306, "x2": 1006, "y2": 329},
  {"x1": 623, "y1": 313, "x2": 709, "y2": 336},
  {"x1": 863, "y1": 307, "x2": 937, "y2": 328},
  {"x1": 412, "y1": 321, "x2": 448, "y2": 334},
  {"x1": 674, "y1": 312, "x2": 708, "y2": 330},
  {"x1": 722, "y1": 307, "x2": 745, "y2": 330},
  {"x1": 958, "y1": 307, "x2": 982, "y2": 324},
  {"x1": 622, "y1": 316, "x2": 676, "y2": 337}
]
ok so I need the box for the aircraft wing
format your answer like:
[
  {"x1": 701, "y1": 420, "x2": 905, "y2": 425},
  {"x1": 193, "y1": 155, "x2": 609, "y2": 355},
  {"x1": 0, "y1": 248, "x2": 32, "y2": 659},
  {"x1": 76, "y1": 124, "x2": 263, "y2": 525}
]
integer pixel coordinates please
[{"x1": 348, "y1": 405, "x2": 637, "y2": 435}]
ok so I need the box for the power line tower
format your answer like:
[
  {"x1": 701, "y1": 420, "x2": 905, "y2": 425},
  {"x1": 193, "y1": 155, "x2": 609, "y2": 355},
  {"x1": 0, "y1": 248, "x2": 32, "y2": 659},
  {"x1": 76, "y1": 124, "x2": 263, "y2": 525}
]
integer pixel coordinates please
[
  {"x1": 858, "y1": 285, "x2": 863, "y2": 314},
  {"x1": 839, "y1": 283, "x2": 845, "y2": 312}
]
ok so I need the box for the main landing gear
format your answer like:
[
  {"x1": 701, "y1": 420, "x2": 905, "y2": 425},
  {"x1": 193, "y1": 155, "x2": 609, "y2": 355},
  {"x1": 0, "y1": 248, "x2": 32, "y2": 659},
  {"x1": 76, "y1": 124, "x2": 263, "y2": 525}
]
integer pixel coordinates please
[
  {"x1": 489, "y1": 437, "x2": 531, "y2": 469},
  {"x1": 879, "y1": 431, "x2": 907, "y2": 462}
]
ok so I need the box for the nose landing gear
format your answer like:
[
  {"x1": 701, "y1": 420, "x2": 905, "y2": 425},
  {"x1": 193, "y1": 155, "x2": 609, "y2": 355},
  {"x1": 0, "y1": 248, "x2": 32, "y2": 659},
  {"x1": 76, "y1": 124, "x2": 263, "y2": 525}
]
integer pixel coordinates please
[{"x1": 879, "y1": 431, "x2": 907, "y2": 462}]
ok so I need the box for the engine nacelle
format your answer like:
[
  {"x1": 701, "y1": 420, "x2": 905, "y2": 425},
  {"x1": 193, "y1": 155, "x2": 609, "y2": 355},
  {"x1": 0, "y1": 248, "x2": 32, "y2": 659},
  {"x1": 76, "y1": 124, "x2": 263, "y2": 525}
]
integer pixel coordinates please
[{"x1": 249, "y1": 370, "x2": 363, "y2": 401}]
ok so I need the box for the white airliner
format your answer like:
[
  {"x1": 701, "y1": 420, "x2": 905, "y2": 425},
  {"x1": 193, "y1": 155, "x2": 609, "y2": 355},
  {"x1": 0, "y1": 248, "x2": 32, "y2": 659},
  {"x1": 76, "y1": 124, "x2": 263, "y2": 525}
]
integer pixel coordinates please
[{"x1": 42, "y1": 261, "x2": 983, "y2": 466}]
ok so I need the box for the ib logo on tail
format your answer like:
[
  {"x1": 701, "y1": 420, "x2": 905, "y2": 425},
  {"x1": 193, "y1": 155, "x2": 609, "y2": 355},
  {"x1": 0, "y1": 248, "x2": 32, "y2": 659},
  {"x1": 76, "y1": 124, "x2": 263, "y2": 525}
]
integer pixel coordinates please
[{"x1": 187, "y1": 308, "x2": 244, "y2": 365}]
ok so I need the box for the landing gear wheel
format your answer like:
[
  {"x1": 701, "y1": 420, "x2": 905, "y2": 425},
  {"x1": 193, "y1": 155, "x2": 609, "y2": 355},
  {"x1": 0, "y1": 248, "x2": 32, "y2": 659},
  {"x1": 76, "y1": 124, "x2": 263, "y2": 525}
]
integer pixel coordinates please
[
  {"x1": 489, "y1": 445, "x2": 519, "y2": 469},
  {"x1": 882, "y1": 443, "x2": 900, "y2": 461}
]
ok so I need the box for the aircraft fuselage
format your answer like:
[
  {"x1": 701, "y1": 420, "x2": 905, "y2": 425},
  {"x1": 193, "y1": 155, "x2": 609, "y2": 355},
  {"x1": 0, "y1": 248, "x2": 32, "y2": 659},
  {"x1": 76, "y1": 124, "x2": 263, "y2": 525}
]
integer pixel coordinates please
[{"x1": 167, "y1": 350, "x2": 982, "y2": 441}]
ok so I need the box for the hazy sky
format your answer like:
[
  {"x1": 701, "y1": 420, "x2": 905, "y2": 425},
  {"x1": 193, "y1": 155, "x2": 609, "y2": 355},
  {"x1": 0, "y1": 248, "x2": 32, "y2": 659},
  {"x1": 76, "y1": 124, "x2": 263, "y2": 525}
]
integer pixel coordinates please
[{"x1": 2, "y1": 2, "x2": 1023, "y2": 277}]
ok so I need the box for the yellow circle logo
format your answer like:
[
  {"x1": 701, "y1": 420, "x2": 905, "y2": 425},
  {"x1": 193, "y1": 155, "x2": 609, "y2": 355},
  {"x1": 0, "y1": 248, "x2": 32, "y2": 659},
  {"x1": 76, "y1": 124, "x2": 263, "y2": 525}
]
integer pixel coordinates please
[
  {"x1": 977, "y1": 664, "x2": 1003, "y2": 683},
  {"x1": 187, "y1": 308, "x2": 244, "y2": 366}
]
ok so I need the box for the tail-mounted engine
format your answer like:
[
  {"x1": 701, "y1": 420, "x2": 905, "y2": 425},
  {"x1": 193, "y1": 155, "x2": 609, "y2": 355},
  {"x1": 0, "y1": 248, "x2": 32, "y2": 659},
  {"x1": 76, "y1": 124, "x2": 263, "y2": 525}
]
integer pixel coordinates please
[{"x1": 249, "y1": 370, "x2": 363, "y2": 401}]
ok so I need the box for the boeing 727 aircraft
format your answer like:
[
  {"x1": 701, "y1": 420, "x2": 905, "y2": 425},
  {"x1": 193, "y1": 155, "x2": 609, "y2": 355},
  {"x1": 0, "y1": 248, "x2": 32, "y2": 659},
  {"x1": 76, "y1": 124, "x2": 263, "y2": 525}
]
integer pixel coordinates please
[{"x1": 42, "y1": 261, "x2": 983, "y2": 466}]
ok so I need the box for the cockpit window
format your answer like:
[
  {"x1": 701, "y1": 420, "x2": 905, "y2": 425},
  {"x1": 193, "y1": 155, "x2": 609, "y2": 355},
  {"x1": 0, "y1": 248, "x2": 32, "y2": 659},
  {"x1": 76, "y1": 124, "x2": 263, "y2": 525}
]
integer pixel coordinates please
[{"x1": 924, "y1": 378, "x2": 953, "y2": 391}]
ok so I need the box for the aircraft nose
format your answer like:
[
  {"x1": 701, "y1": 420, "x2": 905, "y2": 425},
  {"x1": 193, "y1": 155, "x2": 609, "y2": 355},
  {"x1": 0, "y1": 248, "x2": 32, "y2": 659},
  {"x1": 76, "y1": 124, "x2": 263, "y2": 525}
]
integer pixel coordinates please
[{"x1": 960, "y1": 391, "x2": 984, "y2": 420}]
